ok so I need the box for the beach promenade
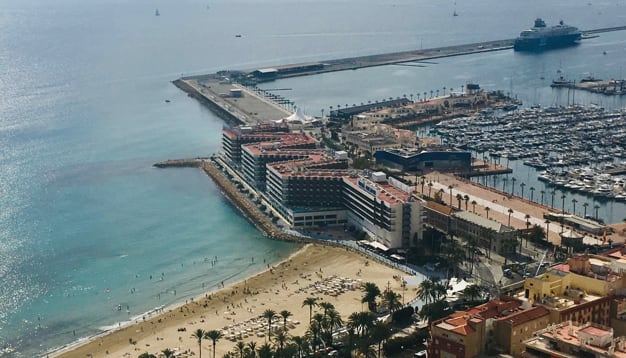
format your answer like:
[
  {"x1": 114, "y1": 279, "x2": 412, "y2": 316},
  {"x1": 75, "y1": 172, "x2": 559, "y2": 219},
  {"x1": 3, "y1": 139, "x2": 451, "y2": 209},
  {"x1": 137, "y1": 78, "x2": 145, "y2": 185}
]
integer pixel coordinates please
[{"x1": 418, "y1": 172, "x2": 626, "y2": 246}]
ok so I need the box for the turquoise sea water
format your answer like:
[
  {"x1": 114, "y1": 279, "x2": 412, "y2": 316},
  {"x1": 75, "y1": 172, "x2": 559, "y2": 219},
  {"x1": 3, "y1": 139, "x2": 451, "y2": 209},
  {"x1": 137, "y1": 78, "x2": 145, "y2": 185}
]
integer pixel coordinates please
[{"x1": 1, "y1": 0, "x2": 626, "y2": 356}]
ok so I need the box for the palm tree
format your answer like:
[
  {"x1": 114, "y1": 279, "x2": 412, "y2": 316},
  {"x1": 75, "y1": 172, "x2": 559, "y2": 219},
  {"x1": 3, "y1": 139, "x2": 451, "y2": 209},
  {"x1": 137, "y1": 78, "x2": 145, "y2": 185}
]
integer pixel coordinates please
[
  {"x1": 508, "y1": 208, "x2": 514, "y2": 226},
  {"x1": 324, "y1": 309, "x2": 343, "y2": 345},
  {"x1": 502, "y1": 177, "x2": 508, "y2": 192},
  {"x1": 318, "y1": 302, "x2": 334, "y2": 318},
  {"x1": 417, "y1": 277, "x2": 434, "y2": 304},
  {"x1": 455, "y1": 193, "x2": 463, "y2": 209},
  {"x1": 594, "y1": 204, "x2": 600, "y2": 220},
  {"x1": 420, "y1": 176, "x2": 426, "y2": 194},
  {"x1": 273, "y1": 329, "x2": 289, "y2": 356},
  {"x1": 485, "y1": 206, "x2": 490, "y2": 219},
  {"x1": 511, "y1": 177, "x2": 517, "y2": 195},
  {"x1": 302, "y1": 297, "x2": 318, "y2": 323},
  {"x1": 550, "y1": 190, "x2": 556, "y2": 208},
  {"x1": 540, "y1": 190, "x2": 545, "y2": 205},
  {"x1": 235, "y1": 341, "x2": 246, "y2": 358},
  {"x1": 428, "y1": 277, "x2": 446, "y2": 302},
  {"x1": 257, "y1": 343, "x2": 273, "y2": 358},
  {"x1": 572, "y1": 198, "x2": 578, "y2": 216},
  {"x1": 471, "y1": 200, "x2": 477, "y2": 213},
  {"x1": 347, "y1": 311, "x2": 376, "y2": 338},
  {"x1": 291, "y1": 336, "x2": 308, "y2": 358},
  {"x1": 247, "y1": 342, "x2": 257, "y2": 358},
  {"x1": 530, "y1": 186, "x2": 535, "y2": 202},
  {"x1": 381, "y1": 290, "x2": 402, "y2": 313},
  {"x1": 443, "y1": 86, "x2": 447, "y2": 96},
  {"x1": 520, "y1": 182, "x2": 526, "y2": 198},
  {"x1": 370, "y1": 321, "x2": 392, "y2": 358},
  {"x1": 162, "y1": 348, "x2": 175, "y2": 358},
  {"x1": 428, "y1": 182, "x2": 433, "y2": 197},
  {"x1": 583, "y1": 202, "x2": 589, "y2": 218},
  {"x1": 192, "y1": 329, "x2": 207, "y2": 358},
  {"x1": 308, "y1": 319, "x2": 323, "y2": 347},
  {"x1": 263, "y1": 309, "x2": 277, "y2": 338},
  {"x1": 280, "y1": 310, "x2": 292, "y2": 331},
  {"x1": 461, "y1": 284, "x2": 482, "y2": 301},
  {"x1": 448, "y1": 185, "x2": 454, "y2": 205},
  {"x1": 561, "y1": 194, "x2": 566, "y2": 213},
  {"x1": 464, "y1": 195, "x2": 470, "y2": 210},
  {"x1": 361, "y1": 282, "x2": 381, "y2": 312},
  {"x1": 524, "y1": 214, "x2": 531, "y2": 247},
  {"x1": 545, "y1": 219, "x2": 551, "y2": 241},
  {"x1": 205, "y1": 330, "x2": 223, "y2": 358}
]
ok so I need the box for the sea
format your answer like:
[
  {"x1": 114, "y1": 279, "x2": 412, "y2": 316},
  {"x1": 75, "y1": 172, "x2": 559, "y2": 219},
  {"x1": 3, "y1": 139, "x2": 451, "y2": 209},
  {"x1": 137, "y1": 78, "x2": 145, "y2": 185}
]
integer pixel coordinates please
[{"x1": 1, "y1": 0, "x2": 626, "y2": 356}]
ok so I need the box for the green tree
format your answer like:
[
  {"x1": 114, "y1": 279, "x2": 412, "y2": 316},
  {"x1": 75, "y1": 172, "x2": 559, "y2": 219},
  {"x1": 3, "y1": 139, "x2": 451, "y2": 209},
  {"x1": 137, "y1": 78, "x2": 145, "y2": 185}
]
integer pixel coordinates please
[
  {"x1": 302, "y1": 297, "x2": 318, "y2": 323},
  {"x1": 263, "y1": 309, "x2": 277, "y2": 339},
  {"x1": 361, "y1": 282, "x2": 381, "y2": 312},
  {"x1": 347, "y1": 311, "x2": 376, "y2": 338},
  {"x1": 192, "y1": 329, "x2": 207, "y2": 358},
  {"x1": 162, "y1": 348, "x2": 175, "y2": 358},
  {"x1": 235, "y1": 341, "x2": 246, "y2": 358},
  {"x1": 279, "y1": 310, "x2": 292, "y2": 331},
  {"x1": 318, "y1": 301, "x2": 335, "y2": 318},
  {"x1": 291, "y1": 335, "x2": 309, "y2": 358},
  {"x1": 381, "y1": 290, "x2": 402, "y2": 313},
  {"x1": 456, "y1": 193, "x2": 463, "y2": 209},
  {"x1": 419, "y1": 300, "x2": 451, "y2": 324},
  {"x1": 273, "y1": 328, "x2": 290, "y2": 356},
  {"x1": 257, "y1": 343, "x2": 273, "y2": 358},
  {"x1": 246, "y1": 342, "x2": 257, "y2": 358},
  {"x1": 323, "y1": 308, "x2": 343, "y2": 345},
  {"x1": 370, "y1": 321, "x2": 392, "y2": 358},
  {"x1": 461, "y1": 284, "x2": 482, "y2": 302},
  {"x1": 205, "y1": 330, "x2": 223, "y2": 358}
]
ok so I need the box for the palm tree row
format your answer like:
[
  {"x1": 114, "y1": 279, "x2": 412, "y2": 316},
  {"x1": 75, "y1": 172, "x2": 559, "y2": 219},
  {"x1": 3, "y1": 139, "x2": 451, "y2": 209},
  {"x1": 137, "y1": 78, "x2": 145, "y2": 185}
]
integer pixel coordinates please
[
  {"x1": 191, "y1": 328, "x2": 224, "y2": 358},
  {"x1": 146, "y1": 290, "x2": 404, "y2": 358}
]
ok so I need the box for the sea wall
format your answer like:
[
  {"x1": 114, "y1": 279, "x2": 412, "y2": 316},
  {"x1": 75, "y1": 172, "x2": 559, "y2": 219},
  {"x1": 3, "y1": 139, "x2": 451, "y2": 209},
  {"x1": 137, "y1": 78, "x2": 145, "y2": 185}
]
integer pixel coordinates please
[{"x1": 200, "y1": 161, "x2": 318, "y2": 244}]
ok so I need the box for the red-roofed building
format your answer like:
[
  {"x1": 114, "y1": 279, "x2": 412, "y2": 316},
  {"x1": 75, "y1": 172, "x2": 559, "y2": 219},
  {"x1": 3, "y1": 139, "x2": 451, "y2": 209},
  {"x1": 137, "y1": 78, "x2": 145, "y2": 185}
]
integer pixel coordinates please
[{"x1": 428, "y1": 297, "x2": 526, "y2": 358}]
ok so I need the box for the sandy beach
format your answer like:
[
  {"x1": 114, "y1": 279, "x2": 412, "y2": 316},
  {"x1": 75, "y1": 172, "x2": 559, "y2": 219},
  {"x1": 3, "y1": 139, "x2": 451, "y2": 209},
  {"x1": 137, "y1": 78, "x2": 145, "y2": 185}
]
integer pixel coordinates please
[{"x1": 53, "y1": 244, "x2": 415, "y2": 358}]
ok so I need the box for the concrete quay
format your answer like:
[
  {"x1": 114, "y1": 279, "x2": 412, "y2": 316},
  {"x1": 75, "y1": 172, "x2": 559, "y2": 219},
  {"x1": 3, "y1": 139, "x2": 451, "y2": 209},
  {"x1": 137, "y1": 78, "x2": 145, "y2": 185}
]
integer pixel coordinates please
[
  {"x1": 173, "y1": 78, "x2": 290, "y2": 126},
  {"x1": 174, "y1": 25, "x2": 626, "y2": 126}
]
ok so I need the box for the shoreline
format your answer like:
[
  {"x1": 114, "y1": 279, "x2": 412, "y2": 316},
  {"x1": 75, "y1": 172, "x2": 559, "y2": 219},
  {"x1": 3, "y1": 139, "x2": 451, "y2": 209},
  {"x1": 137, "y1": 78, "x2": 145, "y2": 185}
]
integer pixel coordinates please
[
  {"x1": 48, "y1": 244, "x2": 308, "y2": 358},
  {"x1": 52, "y1": 244, "x2": 414, "y2": 358}
]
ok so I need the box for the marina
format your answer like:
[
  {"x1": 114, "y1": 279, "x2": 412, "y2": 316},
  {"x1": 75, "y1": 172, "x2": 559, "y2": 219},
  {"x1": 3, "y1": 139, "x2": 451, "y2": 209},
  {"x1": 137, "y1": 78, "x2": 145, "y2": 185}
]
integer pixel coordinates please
[{"x1": 432, "y1": 105, "x2": 626, "y2": 202}]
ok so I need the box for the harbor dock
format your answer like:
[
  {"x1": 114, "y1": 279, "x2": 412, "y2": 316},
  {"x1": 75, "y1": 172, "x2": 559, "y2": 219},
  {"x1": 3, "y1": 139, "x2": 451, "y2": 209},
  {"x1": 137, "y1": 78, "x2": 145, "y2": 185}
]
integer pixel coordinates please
[{"x1": 176, "y1": 25, "x2": 626, "y2": 127}]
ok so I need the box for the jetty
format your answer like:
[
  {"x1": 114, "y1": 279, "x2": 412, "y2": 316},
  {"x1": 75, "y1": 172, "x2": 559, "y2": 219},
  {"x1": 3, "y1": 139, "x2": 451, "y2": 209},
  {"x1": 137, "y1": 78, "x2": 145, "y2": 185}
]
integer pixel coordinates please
[
  {"x1": 175, "y1": 25, "x2": 626, "y2": 127},
  {"x1": 153, "y1": 158, "x2": 206, "y2": 168}
]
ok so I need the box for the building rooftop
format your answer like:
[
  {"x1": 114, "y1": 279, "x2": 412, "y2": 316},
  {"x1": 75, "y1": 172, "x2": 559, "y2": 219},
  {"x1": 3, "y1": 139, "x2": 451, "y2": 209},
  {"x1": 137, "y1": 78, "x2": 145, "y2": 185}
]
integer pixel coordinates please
[
  {"x1": 425, "y1": 201, "x2": 455, "y2": 216},
  {"x1": 435, "y1": 314, "x2": 477, "y2": 336},
  {"x1": 344, "y1": 176, "x2": 412, "y2": 205},
  {"x1": 495, "y1": 306, "x2": 550, "y2": 326},
  {"x1": 269, "y1": 162, "x2": 350, "y2": 178},
  {"x1": 524, "y1": 321, "x2": 626, "y2": 357},
  {"x1": 454, "y1": 210, "x2": 515, "y2": 233}
]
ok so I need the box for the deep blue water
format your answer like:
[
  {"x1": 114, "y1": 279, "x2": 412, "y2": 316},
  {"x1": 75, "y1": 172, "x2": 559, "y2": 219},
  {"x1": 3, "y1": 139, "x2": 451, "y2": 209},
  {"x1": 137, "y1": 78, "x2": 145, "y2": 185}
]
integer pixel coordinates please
[{"x1": 1, "y1": 0, "x2": 626, "y2": 356}]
